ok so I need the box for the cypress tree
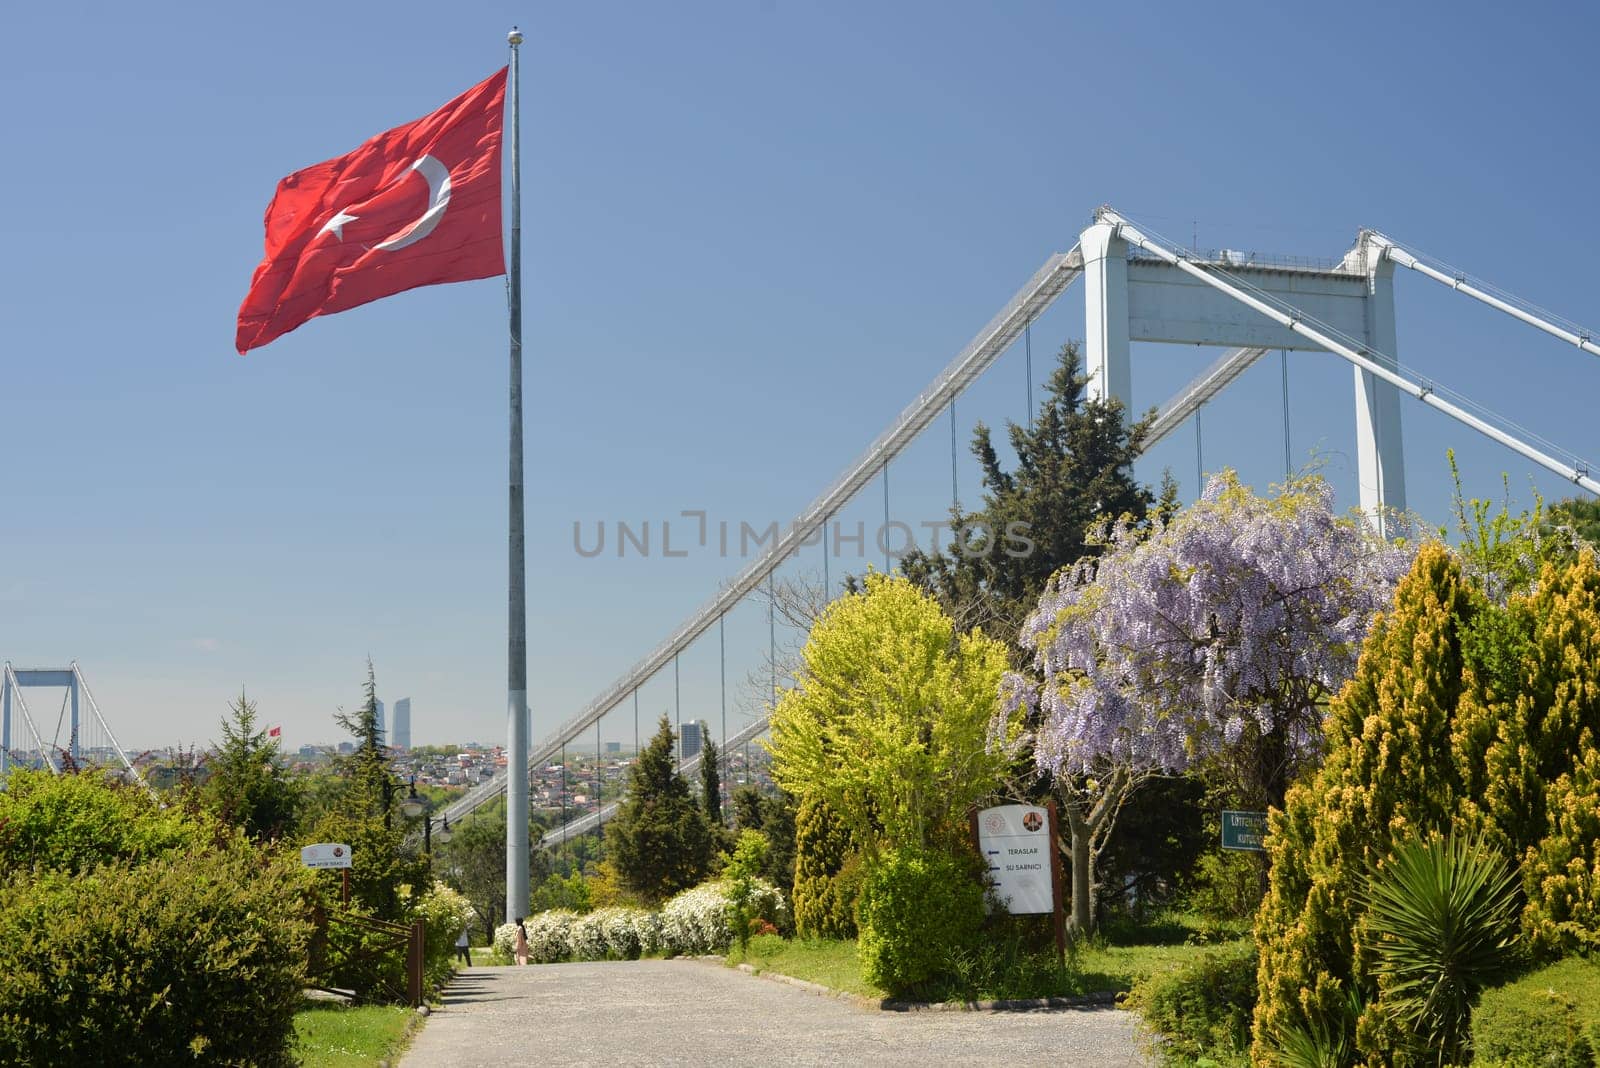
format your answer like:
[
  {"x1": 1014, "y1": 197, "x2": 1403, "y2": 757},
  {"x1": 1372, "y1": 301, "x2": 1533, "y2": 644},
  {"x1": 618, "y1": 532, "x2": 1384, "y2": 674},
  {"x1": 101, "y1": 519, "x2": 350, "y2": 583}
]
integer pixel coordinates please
[
  {"x1": 699, "y1": 735, "x2": 723, "y2": 826},
  {"x1": 604, "y1": 715, "x2": 711, "y2": 904},
  {"x1": 1252, "y1": 545, "x2": 1474, "y2": 1061},
  {"x1": 791, "y1": 795, "x2": 858, "y2": 939}
]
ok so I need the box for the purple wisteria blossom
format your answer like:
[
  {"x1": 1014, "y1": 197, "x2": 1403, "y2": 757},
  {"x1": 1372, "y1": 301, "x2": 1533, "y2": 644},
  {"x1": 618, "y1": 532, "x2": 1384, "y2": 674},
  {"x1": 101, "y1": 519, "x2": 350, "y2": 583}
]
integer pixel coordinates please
[{"x1": 1012, "y1": 471, "x2": 1418, "y2": 809}]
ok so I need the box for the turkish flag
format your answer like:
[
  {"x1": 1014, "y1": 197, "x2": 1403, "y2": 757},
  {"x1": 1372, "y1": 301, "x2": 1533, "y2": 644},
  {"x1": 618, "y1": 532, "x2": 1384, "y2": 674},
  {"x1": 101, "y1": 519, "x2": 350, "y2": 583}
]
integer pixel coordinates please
[{"x1": 236, "y1": 68, "x2": 507, "y2": 354}]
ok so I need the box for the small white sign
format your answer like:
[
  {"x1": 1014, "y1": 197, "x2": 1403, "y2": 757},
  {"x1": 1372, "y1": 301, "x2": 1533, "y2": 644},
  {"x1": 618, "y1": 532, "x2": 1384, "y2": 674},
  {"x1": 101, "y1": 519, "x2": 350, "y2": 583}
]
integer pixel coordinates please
[
  {"x1": 976, "y1": 804, "x2": 1053, "y2": 914},
  {"x1": 300, "y1": 842, "x2": 353, "y2": 870}
]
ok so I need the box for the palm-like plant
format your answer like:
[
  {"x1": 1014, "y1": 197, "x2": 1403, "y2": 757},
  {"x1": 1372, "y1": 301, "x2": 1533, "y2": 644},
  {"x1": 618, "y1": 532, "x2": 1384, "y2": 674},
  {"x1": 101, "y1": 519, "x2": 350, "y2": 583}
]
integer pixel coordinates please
[{"x1": 1359, "y1": 829, "x2": 1521, "y2": 1064}]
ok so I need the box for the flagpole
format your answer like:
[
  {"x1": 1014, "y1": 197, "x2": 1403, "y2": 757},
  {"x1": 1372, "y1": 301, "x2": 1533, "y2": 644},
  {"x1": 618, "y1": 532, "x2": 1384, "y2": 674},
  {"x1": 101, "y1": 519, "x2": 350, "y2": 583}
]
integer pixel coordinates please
[{"x1": 505, "y1": 25, "x2": 530, "y2": 924}]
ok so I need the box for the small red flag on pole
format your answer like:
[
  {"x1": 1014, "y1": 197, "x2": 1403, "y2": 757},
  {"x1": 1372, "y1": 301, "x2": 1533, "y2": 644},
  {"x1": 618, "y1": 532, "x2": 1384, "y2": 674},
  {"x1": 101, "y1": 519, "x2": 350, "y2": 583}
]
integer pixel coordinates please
[{"x1": 236, "y1": 68, "x2": 508, "y2": 354}]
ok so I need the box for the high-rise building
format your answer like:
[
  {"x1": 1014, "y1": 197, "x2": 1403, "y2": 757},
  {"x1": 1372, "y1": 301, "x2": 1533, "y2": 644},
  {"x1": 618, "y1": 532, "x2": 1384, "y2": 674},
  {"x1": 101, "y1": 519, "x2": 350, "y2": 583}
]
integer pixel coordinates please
[
  {"x1": 393, "y1": 698, "x2": 411, "y2": 750},
  {"x1": 679, "y1": 720, "x2": 704, "y2": 761},
  {"x1": 375, "y1": 699, "x2": 385, "y2": 744}
]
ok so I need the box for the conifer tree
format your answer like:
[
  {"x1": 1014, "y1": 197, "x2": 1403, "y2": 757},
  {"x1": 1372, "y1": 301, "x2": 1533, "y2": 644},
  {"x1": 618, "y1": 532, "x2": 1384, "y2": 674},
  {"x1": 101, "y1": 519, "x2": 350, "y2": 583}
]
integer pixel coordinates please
[
  {"x1": 604, "y1": 715, "x2": 711, "y2": 904},
  {"x1": 699, "y1": 734, "x2": 723, "y2": 826},
  {"x1": 897, "y1": 342, "x2": 1161, "y2": 650},
  {"x1": 790, "y1": 795, "x2": 858, "y2": 939},
  {"x1": 204, "y1": 690, "x2": 300, "y2": 842},
  {"x1": 1252, "y1": 544, "x2": 1474, "y2": 1061},
  {"x1": 303, "y1": 660, "x2": 427, "y2": 922}
]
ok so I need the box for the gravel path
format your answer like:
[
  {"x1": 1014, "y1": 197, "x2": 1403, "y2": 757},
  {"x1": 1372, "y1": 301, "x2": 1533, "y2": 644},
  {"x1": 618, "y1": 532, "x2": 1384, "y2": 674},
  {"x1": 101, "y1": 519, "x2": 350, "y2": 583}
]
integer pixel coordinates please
[{"x1": 400, "y1": 960, "x2": 1152, "y2": 1067}]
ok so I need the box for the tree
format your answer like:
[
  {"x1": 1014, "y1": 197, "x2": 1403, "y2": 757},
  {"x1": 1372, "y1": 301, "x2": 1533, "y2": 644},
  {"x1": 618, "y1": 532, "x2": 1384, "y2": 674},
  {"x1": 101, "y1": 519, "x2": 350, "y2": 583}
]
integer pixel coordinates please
[
  {"x1": 604, "y1": 715, "x2": 712, "y2": 904},
  {"x1": 203, "y1": 691, "x2": 300, "y2": 842},
  {"x1": 1545, "y1": 493, "x2": 1600, "y2": 549},
  {"x1": 438, "y1": 800, "x2": 550, "y2": 940},
  {"x1": 699, "y1": 735, "x2": 723, "y2": 826},
  {"x1": 768, "y1": 573, "x2": 1018, "y2": 858},
  {"x1": 790, "y1": 794, "x2": 859, "y2": 938},
  {"x1": 731, "y1": 785, "x2": 797, "y2": 896},
  {"x1": 897, "y1": 341, "x2": 1160, "y2": 649},
  {"x1": 303, "y1": 661, "x2": 427, "y2": 922},
  {"x1": 1007, "y1": 472, "x2": 1413, "y2": 934}
]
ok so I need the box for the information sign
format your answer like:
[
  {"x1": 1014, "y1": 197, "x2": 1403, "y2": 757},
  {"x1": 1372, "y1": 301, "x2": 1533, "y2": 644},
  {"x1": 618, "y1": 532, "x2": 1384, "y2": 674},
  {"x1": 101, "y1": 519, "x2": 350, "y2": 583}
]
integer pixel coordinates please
[
  {"x1": 301, "y1": 842, "x2": 353, "y2": 870},
  {"x1": 1220, "y1": 811, "x2": 1268, "y2": 852},
  {"x1": 975, "y1": 804, "x2": 1054, "y2": 914}
]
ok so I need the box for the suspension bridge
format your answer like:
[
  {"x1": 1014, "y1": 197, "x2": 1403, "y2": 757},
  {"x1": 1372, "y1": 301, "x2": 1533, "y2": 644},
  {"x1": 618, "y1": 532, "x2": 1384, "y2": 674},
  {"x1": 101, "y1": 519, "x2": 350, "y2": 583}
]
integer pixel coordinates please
[
  {"x1": 430, "y1": 205, "x2": 1598, "y2": 852},
  {"x1": 0, "y1": 662, "x2": 150, "y2": 792}
]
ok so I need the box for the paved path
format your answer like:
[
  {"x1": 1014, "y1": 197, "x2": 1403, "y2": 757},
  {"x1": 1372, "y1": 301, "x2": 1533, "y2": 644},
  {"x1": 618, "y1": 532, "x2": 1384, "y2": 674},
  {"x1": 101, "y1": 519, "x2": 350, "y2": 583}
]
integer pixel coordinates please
[{"x1": 401, "y1": 960, "x2": 1152, "y2": 1067}]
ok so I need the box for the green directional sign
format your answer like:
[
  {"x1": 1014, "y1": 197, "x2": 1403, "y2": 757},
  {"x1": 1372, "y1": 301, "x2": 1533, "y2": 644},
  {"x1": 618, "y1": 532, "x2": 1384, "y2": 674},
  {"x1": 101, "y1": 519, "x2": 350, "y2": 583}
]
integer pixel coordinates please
[{"x1": 1221, "y1": 810, "x2": 1268, "y2": 852}]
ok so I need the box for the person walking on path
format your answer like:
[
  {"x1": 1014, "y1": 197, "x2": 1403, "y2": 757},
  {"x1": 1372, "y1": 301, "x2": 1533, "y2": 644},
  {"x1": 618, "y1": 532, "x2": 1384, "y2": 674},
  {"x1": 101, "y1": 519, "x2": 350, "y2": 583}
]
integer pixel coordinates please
[
  {"x1": 513, "y1": 917, "x2": 528, "y2": 966},
  {"x1": 455, "y1": 925, "x2": 472, "y2": 966}
]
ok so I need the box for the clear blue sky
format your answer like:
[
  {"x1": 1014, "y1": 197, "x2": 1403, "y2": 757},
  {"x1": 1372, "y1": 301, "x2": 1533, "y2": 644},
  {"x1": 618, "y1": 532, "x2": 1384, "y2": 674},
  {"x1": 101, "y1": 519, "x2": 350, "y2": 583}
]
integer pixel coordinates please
[{"x1": 3, "y1": 2, "x2": 1597, "y2": 753}]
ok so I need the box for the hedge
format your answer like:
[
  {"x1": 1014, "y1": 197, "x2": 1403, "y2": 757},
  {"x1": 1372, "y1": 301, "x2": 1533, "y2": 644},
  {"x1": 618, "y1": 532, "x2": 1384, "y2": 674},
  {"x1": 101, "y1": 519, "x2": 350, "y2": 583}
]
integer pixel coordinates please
[
  {"x1": 1128, "y1": 940, "x2": 1257, "y2": 1064},
  {"x1": 0, "y1": 842, "x2": 312, "y2": 1066},
  {"x1": 1472, "y1": 957, "x2": 1600, "y2": 1067}
]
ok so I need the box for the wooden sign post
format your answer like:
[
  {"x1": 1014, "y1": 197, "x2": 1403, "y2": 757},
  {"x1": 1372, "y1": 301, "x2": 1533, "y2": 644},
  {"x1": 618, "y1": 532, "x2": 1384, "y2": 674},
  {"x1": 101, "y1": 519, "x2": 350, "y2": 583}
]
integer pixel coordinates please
[{"x1": 1046, "y1": 799, "x2": 1067, "y2": 964}]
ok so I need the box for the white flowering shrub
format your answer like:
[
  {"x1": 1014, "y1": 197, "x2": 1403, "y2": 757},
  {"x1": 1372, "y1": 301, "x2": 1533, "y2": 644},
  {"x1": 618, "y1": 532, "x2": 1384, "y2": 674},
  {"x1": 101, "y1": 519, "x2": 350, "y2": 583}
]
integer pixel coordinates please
[
  {"x1": 657, "y1": 879, "x2": 793, "y2": 956},
  {"x1": 526, "y1": 910, "x2": 578, "y2": 963},
  {"x1": 661, "y1": 883, "x2": 731, "y2": 955},
  {"x1": 578, "y1": 907, "x2": 632, "y2": 960},
  {"x1": 568, "y1": 912, "x2": 610, "y2": 961},
  {"x1": 492, "y1": 921, "x2": 519, "y2": 963},
  {"x1": 415, "y1": 882, "x2": 475, "y2": 990},
  {"x1": 631, "y1": 908, "x2": 665, "y2": 956},
  {"x1": 744, "y1": 878, "x2": 790, "y2": 934}
]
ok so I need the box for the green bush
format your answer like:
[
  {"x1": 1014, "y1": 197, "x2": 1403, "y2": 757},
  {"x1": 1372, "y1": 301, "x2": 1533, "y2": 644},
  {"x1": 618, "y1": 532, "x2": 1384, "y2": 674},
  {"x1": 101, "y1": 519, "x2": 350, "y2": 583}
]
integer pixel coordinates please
[
  {"x1": 0, "y1": 840, "x2": 312, "y2": 1066},
  {"x1": 0, "y1": 769, "x2": 210, "y2": 873},
  {"x1": 1472, "y1": 957, "x2": 1600, "y2": 1067},
  {"x1": 855, "y1": 847, "x2": 982, "y2": 995},
  {"x1": 1129, "y1": 940, "x2": 1257, "y2": 1063},
  {"x1": 1185, "y1": 850, "x2": 1266, "y2": 924}
]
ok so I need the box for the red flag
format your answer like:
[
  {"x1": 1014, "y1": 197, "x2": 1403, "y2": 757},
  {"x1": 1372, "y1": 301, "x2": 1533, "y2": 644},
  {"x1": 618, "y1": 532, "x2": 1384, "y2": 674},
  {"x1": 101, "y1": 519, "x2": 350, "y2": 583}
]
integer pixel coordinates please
[
  {"x1": 267, "y1": 725, "x2": 282, "y2": 739},
  {"x1": 236, "y1": 68, "x2": 507, "y2": 354}
]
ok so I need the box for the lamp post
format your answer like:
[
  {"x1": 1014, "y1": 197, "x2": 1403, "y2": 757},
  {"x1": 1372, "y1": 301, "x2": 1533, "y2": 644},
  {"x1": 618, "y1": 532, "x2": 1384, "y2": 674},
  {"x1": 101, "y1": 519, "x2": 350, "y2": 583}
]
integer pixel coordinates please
[{"x1": 402, "y1": 777, "x2": 430, "y2": 852}]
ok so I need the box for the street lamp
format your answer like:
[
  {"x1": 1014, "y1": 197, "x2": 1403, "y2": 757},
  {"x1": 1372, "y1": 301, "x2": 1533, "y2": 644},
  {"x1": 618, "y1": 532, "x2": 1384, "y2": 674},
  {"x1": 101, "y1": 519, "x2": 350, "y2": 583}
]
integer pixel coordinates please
[
  {"x1": 401, "y1": 778, "x2": 425, "y2": 819},
  {"x1": 435, "y1": 813, "x2": 453, "y2": 845}
]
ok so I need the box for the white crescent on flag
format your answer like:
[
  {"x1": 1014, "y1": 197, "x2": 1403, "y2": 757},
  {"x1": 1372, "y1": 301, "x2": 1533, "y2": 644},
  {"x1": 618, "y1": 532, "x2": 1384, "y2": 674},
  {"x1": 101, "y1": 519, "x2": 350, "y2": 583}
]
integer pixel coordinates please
[{"x1": 375, "y1": 155, "x2": 453, "y2": 251}]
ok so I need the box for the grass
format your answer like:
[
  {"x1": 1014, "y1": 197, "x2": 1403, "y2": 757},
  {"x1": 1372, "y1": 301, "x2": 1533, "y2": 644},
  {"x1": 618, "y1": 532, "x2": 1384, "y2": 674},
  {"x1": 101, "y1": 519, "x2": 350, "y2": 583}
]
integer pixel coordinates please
[
  {"x1": 293, "y1": 1002, "x2": 417, "y2": 1068},
  {"x1": 727, "y1": 935, "x2": 885, "y2": 998},
  {"x1": 725, "y1": 912, "x2": 1248, "y2": 1002}
]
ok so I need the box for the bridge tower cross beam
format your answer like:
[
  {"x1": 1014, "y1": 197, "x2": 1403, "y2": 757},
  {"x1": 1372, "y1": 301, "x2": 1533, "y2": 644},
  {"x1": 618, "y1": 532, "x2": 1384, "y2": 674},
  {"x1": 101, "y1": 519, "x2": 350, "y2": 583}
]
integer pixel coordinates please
[{"x1": 1079, "y1": 217, "x2": 1407, "y2": 532}]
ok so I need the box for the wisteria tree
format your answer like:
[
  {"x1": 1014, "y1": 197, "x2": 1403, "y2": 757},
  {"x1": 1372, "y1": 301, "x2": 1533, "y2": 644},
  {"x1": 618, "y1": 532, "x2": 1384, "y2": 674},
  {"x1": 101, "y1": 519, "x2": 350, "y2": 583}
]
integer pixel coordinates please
[{"x1": 999, "y1": 472, "x2": 1417, "y2": 933}]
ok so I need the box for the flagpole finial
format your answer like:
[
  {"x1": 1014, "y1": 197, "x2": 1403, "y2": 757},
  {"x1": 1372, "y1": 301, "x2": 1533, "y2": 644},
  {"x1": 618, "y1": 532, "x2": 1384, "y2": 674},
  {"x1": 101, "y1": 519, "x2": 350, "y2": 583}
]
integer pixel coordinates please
[{"x1": 508, "y1": 26, "x2": 524, "y2": 46}]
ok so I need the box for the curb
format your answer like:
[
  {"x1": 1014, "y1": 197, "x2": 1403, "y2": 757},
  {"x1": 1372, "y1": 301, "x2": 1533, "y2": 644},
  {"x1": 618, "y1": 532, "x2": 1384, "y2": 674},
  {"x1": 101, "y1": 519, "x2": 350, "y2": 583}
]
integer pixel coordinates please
[{"x1": 725, "y1": 960, "x2": 1122, "y2": 1014}]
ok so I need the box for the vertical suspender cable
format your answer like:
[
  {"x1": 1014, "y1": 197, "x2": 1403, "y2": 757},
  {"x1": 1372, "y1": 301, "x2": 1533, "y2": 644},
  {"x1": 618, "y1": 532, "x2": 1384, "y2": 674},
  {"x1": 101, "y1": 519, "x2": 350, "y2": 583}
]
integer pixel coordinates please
[
  {"x1": 1195, "y1": 411, "x2": 1204, "y2": 496},
  {"x1": 674, "y1": 654, "x2": 681, "y2": 772},
  {"x1": 1025, "y1": 322, "x2": 1034, "y2": 428},
  {"x1": 1281, "y1": 349, "x2": 1292, "y2": 479},
  {"x1": 950, "y1": 400, "x2": 959, "y2": 512},
  {"x1": 823, "y1": 514, "x2": 831, "y2": 595},
  {"x1": 882, "y1": 463, "x2": 890, "y2": 572},
  {"x1": 719, "y1": 613, "x2": 727, "y2": 801}
]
